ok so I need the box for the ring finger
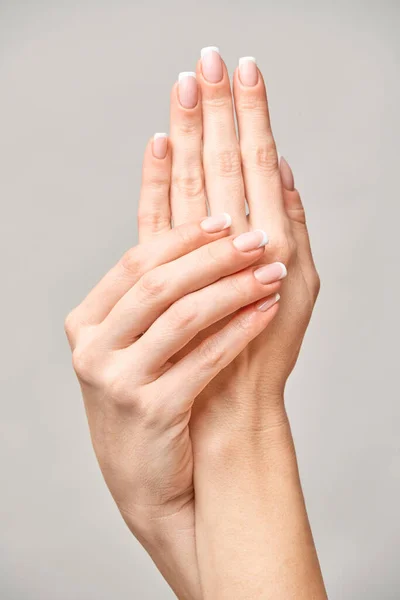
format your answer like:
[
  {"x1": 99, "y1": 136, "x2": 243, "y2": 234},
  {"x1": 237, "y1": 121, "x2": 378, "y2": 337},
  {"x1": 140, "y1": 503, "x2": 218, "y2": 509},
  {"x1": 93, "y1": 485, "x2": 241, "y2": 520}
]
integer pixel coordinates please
[{"x1": 170, "y1": 72, "x2": 207, "y2": 225}]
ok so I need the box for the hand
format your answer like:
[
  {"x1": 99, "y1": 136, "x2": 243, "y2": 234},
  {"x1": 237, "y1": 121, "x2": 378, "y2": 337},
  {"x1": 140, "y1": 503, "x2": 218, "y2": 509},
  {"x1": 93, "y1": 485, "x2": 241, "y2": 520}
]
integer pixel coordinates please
[
  {"x1": 138, "y1": 48, "x2": 324, "y2": 598},
  {"x1": 65, "y1": 213, "x2": 284, "y2": 598}
]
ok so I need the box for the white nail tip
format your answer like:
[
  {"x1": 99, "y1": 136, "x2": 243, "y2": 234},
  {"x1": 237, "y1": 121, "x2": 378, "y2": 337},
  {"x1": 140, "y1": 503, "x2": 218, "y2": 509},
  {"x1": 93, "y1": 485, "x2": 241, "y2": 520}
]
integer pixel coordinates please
[
  {"x1": 179, "y1": 72, "x2": 197, "y2": 82},
  {"x1": 239, "y1": 56, "x2": 257, "y2": 66},
  {"x1": 257, "y1": 293, "x2": 280, "y2": 312},
  {"x1": 276, "y1": 262, "x2": 287, "y2": 279},
  {"x1": 222, "y1": 212, "x2": 232, "y2": 228},
  {"x1": 255, "y1": 229, "x2": 269, "y2": 248},
  {"x1": 201, "y1": 46, "x2": 220, "y2": 58},
  {"x1": 154, "y1": 133, "x2": 168, "y2": 140}
]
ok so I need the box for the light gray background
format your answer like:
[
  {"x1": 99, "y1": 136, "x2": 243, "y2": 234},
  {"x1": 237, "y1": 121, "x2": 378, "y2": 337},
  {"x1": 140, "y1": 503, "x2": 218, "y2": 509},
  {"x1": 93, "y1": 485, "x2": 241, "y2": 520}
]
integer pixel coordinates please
[{"x1": 1, "y1": 1, "x2": 399, "y2": 598}]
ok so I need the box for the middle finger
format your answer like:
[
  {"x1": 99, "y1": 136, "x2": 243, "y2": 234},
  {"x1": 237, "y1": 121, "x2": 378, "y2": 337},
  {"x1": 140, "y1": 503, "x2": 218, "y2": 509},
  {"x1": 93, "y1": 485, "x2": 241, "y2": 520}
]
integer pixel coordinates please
[{"x1": 197, "y1": 47, "x2": 248, "y2": 232}]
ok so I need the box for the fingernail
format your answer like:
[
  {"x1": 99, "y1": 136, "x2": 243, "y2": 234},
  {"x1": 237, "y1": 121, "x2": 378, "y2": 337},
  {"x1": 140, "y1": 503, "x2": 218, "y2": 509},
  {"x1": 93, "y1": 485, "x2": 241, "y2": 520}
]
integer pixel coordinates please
[
  {"x1": 200, "y1": 213, "x2": 232, "y2": 233},
  {"x1": 257, "y1": 293, "x2": 280, "y2": 312},
  {"x1": 153, "y1": 133, "x2": 168, "y2": 159},
  {"x1": 178, "y1": 72, "x2": 198, "y2": 109},
  {"x1": 254, "y1": 262, "x2": 287, "y2": 284},
  {"x1": 238, "y1": 57, "x2": 258, "y2": 87},
  {"x1": 201, "y1": 46, "x2": 223, "y2": 83},
  {"x1": 280, "y1": 156, "x2": 295, "y2": 191},
  {"x1": 233, "y1": 229, "x2": 268, "y2": 252}
]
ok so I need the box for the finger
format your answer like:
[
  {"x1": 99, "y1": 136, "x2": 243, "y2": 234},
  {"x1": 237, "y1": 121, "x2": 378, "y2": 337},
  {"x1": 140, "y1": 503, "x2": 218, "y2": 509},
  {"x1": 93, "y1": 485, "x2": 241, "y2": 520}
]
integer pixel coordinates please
[
  {"x1": 170, "y1": 74, "x2": 207, "y2": 226},
  {"x1": 135, "y1": 262, "x2": 286, "y2": 373},
  {"x1": 138, "y1": 134, "x2": 172, "y2": 243},
  {"x1": 65, "y1": 214, "x2": 233, "y2": 346},
  {"x1": 233, "y1": 58, "x2": 287, "y2": 233},
  {"x1": 156, "y1": 293, "x2": 280, "y2": 408},
  {"x1": 280, "y1": 156, "x2": 319, "y2": 291},
  {"x1": 99, "y1": 229, "x2": 269, "y2": 348},
  {"x1": 197, "y1": 48, "x2": 247, "y2": 232}
]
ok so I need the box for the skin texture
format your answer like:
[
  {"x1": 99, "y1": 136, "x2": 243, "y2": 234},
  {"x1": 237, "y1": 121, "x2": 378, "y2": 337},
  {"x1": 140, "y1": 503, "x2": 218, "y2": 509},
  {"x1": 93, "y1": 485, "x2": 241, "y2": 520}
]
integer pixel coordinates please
[
  {"x1": 66, "y1": 50, "x2": 326, "y2": 599},
  {"x1": 65, "y1": 220, "x2": 283, "y2": 598}
]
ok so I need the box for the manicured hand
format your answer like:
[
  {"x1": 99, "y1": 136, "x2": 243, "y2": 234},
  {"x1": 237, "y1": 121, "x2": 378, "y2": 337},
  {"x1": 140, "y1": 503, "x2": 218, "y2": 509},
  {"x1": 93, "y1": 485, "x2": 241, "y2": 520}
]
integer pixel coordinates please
[{"x1": 65, "y1": 213, "x2": 284, "y2": 598}]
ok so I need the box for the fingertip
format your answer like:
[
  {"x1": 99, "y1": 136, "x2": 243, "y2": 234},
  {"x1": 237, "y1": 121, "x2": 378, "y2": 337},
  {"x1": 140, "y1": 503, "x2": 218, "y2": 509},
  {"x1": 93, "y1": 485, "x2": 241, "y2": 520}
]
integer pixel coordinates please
[
  {"x1": 279, "y1": 156, "x2": 295, "y2": 191},
  {"x1": 152, "y1": 133, "x2": 169, "y2": 160}
]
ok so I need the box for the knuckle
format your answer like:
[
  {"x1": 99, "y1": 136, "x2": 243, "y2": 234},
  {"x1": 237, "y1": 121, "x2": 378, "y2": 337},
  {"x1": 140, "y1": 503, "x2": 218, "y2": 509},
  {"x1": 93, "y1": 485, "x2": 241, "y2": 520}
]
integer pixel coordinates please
[
  {"x1": 236, "y1": 93, "x2": 268, "y2": 113},
  {"x1": 210, "y1": 148, "x2": 242, "y2": 178},
  {"x1": 171, "y1": 170, "x2": 204, "y2": 199},
  {"x1": 64, "y1": 309, "x2": 78, "y2": 339},
  {"x1": 202, "y1": 93, "x2": 231, "y2": 110},
  {"x1": 203, "y1": 239, "x2": 224, "y2": 267},
  {"x1": 242, "y1": 141, "x2": 279, "y2": 176},
  {"x1": 106, "y1": 373, "x2": 138, "y2": 410},
  {"x1": 174, "y1": 223, "x2": 198, "y2": 246},
  {"x1": 120, "y1": 246, "x2": 142, "y2": 277},
  {"x1": 137, "y1": 210, "x2": 170, "y2": 234},
  {"x1": 231, "y1": 312, "x2": 254, "y2": 334},
  {"x1": 168, "y1": 297, "x2": 197, "y2": 330},
  {"x1": 199, "y1": 336, "x2": 225, "y2": 371},
  {"x1": 268, "y1": 233, "x2": 295, "y2": 263},
  {"x1": 139, "y1": 268, "x2": 168, "y2": 298},
  {"x1": 72, "y1": 343, "x2": 98, "y2": 384},
  {"x1": 176, "y1": 118, "x2": 200, "y2": 137},
  {"x1": 227, "y1": 272, "x2": 248, "y2": 297},
  {"x1": 142, "y1": 166, "x2": 170, "y2": 189}
]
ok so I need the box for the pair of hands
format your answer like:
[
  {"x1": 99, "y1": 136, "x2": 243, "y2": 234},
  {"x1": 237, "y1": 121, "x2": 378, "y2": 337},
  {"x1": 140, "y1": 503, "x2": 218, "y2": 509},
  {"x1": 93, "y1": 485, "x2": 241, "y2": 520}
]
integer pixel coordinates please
[{"x1": 65, "y1": 48, "x2": 322, "y2": 599}]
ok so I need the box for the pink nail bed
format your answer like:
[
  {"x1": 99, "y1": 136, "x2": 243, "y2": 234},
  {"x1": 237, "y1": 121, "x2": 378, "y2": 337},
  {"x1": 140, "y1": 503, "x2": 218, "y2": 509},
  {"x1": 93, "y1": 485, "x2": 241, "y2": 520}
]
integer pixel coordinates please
[
  {"x1": 253, "y1": 262, "x2": 287, "y2": 284},
  {"x1": 200, "y1": 213, "x2": 232, "y2": 233},
  {"x1": 239, "y1": 57, "x2": 258, "y2": 87},
  {"x1": 153, "y1": 133, "x2": 168, "y2": 159},
  {"x1": 257, "y1": 293, "x2": 281, "y2": 312},
  {"x1": 233, "y1": 230, "x2": 268, "y2": 252},
  {"x1": 178, "y1": 72, "x2": 198, "y2": 109},
  {"x1": 201, "y1": 46, "x2": 223, "y2": 83}
]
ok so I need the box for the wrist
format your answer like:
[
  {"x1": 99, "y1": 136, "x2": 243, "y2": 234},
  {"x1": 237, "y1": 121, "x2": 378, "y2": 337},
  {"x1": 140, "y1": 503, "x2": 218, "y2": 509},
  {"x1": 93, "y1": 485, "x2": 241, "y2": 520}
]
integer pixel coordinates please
[
  {"x1": 192, "y1": 393, "x2": 326, "y2": 600},
  {"x1": 119, "y1": 499, "x2": 202, "y2": 600}
]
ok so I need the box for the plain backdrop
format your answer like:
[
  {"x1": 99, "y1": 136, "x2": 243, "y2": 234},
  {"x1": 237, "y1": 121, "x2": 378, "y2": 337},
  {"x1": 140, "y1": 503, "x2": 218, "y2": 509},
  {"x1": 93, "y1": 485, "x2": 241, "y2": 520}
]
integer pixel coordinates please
[{"x1": 1, "y1": 1, "x2": 399, "y2": 598}]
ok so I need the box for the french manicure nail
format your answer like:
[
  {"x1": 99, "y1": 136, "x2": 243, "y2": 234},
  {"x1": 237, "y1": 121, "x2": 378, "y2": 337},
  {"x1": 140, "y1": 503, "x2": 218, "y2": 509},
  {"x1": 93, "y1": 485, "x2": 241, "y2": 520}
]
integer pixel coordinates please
[
  {"x1": 200, "y1": 213, "x2": 232, "y2": 233},
  {"x1": 254, "y1": 262, "x2": 287, "y2": 284},
  {"x1": 233, "y1": 229, "x2": 268, "y2": 252},
  {"x1": 178, "y1": 72, "x2": 198, "y2": 109},
  {"x1": 257, "y1": 293, "x2": 281, "y2": 312},
  {"x1": 201, "y1": 46, "x2": 223, "y2": 83},
  {"x1": 239, "y1": 56, "x2": 258, "y2": 87},
  {"x1": 153, "y1": 133, "x2": 168, "y2": 159},
  {"x1": 280, "y1": 156, "x2": 295, "y2": 191}
]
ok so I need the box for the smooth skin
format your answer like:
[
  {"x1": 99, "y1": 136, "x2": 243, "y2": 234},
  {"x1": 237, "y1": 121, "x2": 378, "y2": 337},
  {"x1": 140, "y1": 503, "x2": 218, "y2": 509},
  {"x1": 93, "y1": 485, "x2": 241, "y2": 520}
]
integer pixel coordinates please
[
  {"x1": 65, "y1": 220, "x2": 283, "y2": 599},
  {"x1": 66, "y1": 48, "x2": 325, "y2": 599}
]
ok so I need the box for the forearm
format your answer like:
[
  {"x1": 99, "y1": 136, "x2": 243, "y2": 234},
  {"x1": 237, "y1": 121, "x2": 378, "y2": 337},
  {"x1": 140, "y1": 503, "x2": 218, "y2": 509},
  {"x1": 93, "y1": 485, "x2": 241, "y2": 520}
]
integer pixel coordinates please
[{"x1": 192, "y1": 397, "x2": 327, "y2": 599}]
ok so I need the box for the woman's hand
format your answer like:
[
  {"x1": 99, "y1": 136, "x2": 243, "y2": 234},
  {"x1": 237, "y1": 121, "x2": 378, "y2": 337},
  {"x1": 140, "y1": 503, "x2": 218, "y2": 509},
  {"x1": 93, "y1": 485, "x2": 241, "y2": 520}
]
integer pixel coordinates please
[
  {"x1": 137, "y1": 48, "x2": 324, "y2": 598},
  {"x1": 65, "y1": 213, "x2": 284, "y2": 598}
]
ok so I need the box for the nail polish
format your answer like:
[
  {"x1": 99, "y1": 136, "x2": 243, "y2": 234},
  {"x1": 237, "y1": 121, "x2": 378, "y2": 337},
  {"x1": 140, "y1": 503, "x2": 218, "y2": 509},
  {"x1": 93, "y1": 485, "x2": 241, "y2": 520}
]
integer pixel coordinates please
[
  {"x1": 178, "y1": 72, "x2": 198, "y2": 109},
  {"x1": 257, "y1": 293, "x2": 281, "y2": 312},
  {"x1": 233, "y1": 229, "x2": 268, "y2": 252},
  {"x1": 253, "y1": 262, "x2": 287, "y2": 284},
  {"x1": 280, "y1": 156, "x2": 295, "y2": 191},
  {"x1": 238, "y1": 56, "x2": 258, "y2": 87},
  {"x1": 201, "y1": 46, "x2": 223, "y2": 83},
  {"x1": 153, "y1": 133, "x2": 168, "y2": 159},
  {"x1": 200, "y1": 213, "x2": 232, "y2": 233}
]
